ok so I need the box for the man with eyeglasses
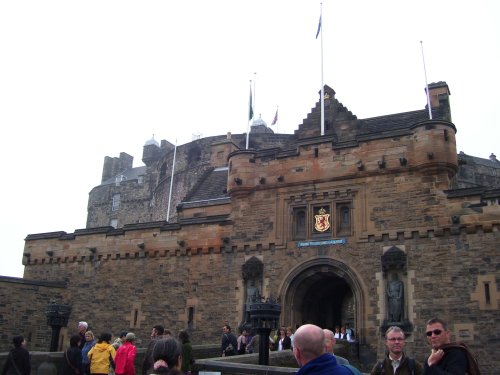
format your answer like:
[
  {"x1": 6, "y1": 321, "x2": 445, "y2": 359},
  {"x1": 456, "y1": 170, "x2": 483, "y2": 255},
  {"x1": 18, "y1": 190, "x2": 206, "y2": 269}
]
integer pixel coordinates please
[
  {"x1": 371, "y1": 326, "x2": 423, "y2": 375},
  {"x1": 424, "y1": 318, "x2": 472, "y2": 375}
]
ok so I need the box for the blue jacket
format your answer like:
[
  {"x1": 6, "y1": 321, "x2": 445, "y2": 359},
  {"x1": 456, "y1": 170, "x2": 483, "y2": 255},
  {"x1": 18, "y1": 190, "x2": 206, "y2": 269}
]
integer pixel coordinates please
[{"x1": 296, "y1": 353, "x2": 352, "y2": 375}]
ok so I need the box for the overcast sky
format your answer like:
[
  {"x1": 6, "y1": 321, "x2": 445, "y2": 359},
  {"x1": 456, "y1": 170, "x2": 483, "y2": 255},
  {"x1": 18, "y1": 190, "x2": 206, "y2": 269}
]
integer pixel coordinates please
[{"x1": 1, "y1": 0, "x2": 499, "y2": 277}]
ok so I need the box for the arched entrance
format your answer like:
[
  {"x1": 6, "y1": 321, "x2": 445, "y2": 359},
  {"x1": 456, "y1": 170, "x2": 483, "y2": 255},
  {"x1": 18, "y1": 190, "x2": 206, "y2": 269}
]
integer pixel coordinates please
[{"x1": 279, "y1": 257, "x2": 364, "y2": 341}]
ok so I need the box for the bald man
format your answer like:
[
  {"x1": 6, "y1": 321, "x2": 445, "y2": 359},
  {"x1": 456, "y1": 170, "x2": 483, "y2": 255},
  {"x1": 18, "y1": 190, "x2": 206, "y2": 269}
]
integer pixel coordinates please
[
  {"x1": 323, "y1": 329, "x2": 350, "y2": 365},
  {"x1": 293, "y1": 324, "x2": 351, "y2": 375}
]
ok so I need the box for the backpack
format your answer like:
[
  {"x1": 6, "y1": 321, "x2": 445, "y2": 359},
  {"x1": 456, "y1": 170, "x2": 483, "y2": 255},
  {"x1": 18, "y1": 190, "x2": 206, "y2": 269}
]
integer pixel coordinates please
[
  {"x1": 375, "y1": 357, "x2": 415, "y2": 375},
  {"x1": 441, "y1": 342, "x2": 481, "y2": 375}
]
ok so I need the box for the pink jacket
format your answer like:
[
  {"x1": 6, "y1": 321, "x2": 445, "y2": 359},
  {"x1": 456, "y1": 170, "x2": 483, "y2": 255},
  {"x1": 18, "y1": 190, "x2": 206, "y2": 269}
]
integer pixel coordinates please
[{"x1": 114, "y1": 341, "x2": 136, "y2": 375}]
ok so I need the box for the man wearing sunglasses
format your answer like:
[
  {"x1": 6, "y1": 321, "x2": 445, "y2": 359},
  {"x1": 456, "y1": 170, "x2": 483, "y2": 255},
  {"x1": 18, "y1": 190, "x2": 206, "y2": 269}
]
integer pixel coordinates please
[
  {"x1": 371, "y1": 326, "x2": 422, "y2": 375},
  {"x1": 424, "y1": 318, "x2": 469, "y2": 375}
]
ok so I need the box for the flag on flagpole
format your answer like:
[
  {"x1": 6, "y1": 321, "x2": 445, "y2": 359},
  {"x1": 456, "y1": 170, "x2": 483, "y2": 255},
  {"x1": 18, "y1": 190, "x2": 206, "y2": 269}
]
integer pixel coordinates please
[
  {"x1": 271, "y1": 107, "x2": 278, "y2": 125},
  {"x1": 315, "y1": 14, "x2": 322, "y2": 39},
  {"x1": 248, "y1": 85, "x2": 254, "y2": 121}
]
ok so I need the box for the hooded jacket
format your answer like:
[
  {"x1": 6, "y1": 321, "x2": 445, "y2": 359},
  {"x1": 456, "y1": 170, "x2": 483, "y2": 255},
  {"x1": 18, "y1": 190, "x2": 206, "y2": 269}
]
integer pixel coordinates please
[
  {"x1": 114, "y1": 342, "x2": 136, "y2": 375},
  {"x1": 88, "y1": 342, "x2": 116, "y2": 374}
]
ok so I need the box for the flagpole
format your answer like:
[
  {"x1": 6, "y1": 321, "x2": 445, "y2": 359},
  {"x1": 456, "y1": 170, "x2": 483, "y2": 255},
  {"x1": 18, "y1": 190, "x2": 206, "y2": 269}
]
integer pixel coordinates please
[
  {"x1": 246, "y1": 80, "x2": 253, "y2": 149},
  {"x1": 320, "y1": 3, "x2": 325, "y2": 135},
  {"x1": 253, "y1": 72, "x2": 257, "y2": 116},
  {"x1": 420, "y1": 41, "x2": 432, "y2": 120},
  {"x1": 166, "y1": 139, "x2": 177, "y2": 222}
]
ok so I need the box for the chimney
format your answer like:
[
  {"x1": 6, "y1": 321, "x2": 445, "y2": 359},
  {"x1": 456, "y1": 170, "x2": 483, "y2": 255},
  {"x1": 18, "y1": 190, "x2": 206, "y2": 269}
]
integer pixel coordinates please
[
  {"x1": 427, "y1": 81, "x2": 450, "y2": 108},
  {"x1": 426, "y1": 81, "x2": 451, "y2": 121}
]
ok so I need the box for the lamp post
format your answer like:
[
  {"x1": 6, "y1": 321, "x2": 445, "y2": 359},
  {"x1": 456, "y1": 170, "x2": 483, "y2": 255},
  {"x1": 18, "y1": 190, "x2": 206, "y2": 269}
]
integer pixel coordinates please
[
  {"x1": 45, "y1": 301, "x2": 72, "y2": 352},
  {"x1": 249, "y1": 297, "x2": 281, "y2": 366}
]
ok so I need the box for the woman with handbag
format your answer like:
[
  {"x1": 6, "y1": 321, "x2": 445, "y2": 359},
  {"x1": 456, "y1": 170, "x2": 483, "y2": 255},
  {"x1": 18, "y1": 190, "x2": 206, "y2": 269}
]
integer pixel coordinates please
[
  {"x1": 88, "y1": 332, "x2": 116, "y2": 375},
  {"x1": 63, "y1": 335, "x2": 83, "y2": 375},
  {"x1": 2, "y1": 335, "x2": 30, "y2": 375}
]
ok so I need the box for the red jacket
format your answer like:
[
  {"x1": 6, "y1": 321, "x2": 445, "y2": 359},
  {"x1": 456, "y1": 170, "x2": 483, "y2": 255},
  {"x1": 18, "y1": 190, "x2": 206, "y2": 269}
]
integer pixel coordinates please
[{"x1": 114, "y1": 342, "x2": 136, "y2": 375}]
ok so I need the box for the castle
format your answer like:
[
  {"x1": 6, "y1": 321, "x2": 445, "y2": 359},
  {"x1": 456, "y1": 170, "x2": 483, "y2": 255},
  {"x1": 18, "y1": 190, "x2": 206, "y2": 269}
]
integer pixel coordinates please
[{"x1": 1, "y1": 82, "x2": 499, "y2": 373}]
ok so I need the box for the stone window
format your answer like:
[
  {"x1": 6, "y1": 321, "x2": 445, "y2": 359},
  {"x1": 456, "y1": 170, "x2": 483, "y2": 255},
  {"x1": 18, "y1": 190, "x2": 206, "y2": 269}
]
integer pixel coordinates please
[
  {"x1": 112, "y1": 194, "x2": 120, "y2": 211},
  {"x1": 110, "y1": 219, "x2": 118, "y2": 228},
  {"x1": 115, "y1": 174, "x2": 126, "y2": 186},
  {"x1": 293, "y1": 207, "x2": 307, "y2": 240},
  {"x1": 337, "y1": 203, "x2": 351, "y2": 234}
]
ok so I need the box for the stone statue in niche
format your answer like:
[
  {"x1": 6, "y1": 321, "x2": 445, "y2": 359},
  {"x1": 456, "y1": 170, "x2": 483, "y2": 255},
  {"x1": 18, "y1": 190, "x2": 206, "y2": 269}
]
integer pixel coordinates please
[
  {"x1": 246, "y1": 280, "x2": 261, "y2": 310},
  {"x1": 241, "y1": 256, "x2": 264, "y2": 329},
  {"x1": 243, "y1": 279, "x2": 261, "y2": 326},
  {"x1": 387, "y1": 274, "x2": 404, "y2": 322}
]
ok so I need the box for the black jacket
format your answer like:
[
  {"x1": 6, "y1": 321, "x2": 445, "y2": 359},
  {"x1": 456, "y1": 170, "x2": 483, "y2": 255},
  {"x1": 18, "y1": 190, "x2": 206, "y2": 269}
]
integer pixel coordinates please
[
  {"x1": 221, "y1": 332, "x2": 238, "y2": 356},
  {"x1": 2, "y1": 347, "x2": 31, "y2": 375},
  {"x1": 63, "y1": 347, "x2": 83, "y2": 375},
  {"x1": 423, "y1": 347, "x2": 468, "y2": 375}
]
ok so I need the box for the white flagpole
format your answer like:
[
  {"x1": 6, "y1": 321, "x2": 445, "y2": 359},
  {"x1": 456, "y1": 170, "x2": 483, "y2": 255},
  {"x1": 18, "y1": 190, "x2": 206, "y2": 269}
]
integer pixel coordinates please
[
  {"x1": 167, "y1": 140, "x2": 177, "y2": 221},
  {"x1": 420, "y1": 41, "x2": 433, "y2": 120},
  {"x1": 253, "y1": 72, "x2": 257, "y2": 117},
  {"x1": 320, "y1": 3, "x2": 325, "y2": 135},
  {"x1": 246, "y1": 80, "x2": 252, "y2": 149}
]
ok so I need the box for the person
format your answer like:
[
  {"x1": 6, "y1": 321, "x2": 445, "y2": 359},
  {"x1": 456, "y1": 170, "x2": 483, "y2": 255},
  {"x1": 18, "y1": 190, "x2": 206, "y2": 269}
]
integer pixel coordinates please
[
  {"x1": 178, "y1": 330, "x2": 192, "y2": 375},
  {"x1": 287, "y1": 326, "x2": 295, "y2": 349},
  {"x1": 345, "y1": 323, "x2": 355, "y2": 341},
  {"x1": 423, "y1": 318, "x2": 478, "y2": 375},
  {"x1": 245, "y1": 330, "x2": 256, "y2": 354},
  {"x1": 142, "y1": 325, "x2": 165, "y2": 375},
  {"x1": 293, "y1": 324, "x2": 351, "y2": 375},
  {"x1": 2, "y1": 335, "x2": 31, "y2": 375},
  {"x1": 323, "y1": 329, "x2": 350, "y2": 365},
  {"x1": 334, "y1": 326, "x2": 341, "y2": 339},
  {"x1": 237, "y1": 329, "x2": 247, "y2": 355},
  {"x1": 163, "y1": 329, "x2": 172, "y2": 338},
  {"x1": 63, "y1": 335, "x2": 83, "y2": 375},
  {"x1": 81, "y1": 331, "x2": 96, "y2": 375},
  {"x1": 114, "y1": 333, "x2": 137, "y2": 375},
  {"x1": 387, "y1": 275, "x2": 404, "y2": 322},
  {"x1": 221, "y1": 324, "x2": 238, "y2": 357},
  {"x1": 78, "y1": 322, "x2": 89, "y2": 350},
  {"x1": 370, "y1": 326, "x2": 423, "y2": 375},
  {"x1": 88, "y1": 332, "x2": 116, "y2": 375},
  {"x1": 149, "y1": 337, "x2": 183, "y2": 375},
  {"x1": 277, "y1": 327, "x2": 291, "y2": 351},
  {"x1": 340, "y1": 326, "x2": 348, "y2": 341},
  {"x1": 112, "y1": 332, "x2": 128, "y2": 350}
]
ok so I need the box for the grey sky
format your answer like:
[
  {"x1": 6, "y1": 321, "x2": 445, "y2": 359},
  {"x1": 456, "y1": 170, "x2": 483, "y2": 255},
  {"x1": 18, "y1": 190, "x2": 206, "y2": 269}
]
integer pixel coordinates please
[{"x1": 1, "y1": 0, "x2": 498, "y2": 277}]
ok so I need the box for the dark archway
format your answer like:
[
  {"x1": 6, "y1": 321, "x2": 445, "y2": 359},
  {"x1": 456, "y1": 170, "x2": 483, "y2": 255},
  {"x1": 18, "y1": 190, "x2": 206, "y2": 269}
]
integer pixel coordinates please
[
  {"x1": 279, "y1": 257, "x2": 364, "y2": 342},
  {"x1": 299, "y1": 274, "x2": 352, "y2": 330}
]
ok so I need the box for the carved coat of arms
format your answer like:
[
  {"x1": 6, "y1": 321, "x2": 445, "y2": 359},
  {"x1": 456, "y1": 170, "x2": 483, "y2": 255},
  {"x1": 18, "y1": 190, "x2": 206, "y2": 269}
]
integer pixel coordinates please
[{"x1": 314, "y1": 208, "x2": 330, "y2": 232}]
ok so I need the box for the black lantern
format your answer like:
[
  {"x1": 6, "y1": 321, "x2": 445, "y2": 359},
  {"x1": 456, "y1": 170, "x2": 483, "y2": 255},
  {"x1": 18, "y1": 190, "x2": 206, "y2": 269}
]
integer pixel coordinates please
[
  {"x1": 46, "y1": 301, "x2": 72, "y2": 352},
  {"x1": 249, "y1": 297, "x2": 281, "y2": 365}
]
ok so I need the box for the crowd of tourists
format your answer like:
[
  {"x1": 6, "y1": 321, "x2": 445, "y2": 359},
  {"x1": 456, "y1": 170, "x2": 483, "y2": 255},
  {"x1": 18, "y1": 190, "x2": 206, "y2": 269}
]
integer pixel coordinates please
[{"x1": 3, "y1": 318, "x2": 480, "y2": 375}]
